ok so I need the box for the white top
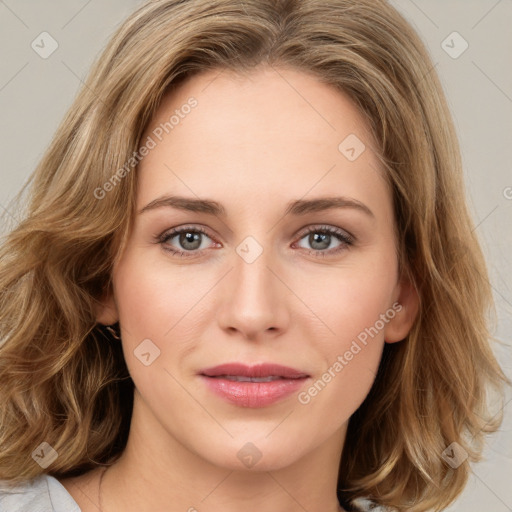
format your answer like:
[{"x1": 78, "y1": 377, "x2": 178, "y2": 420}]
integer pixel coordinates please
[
  {"x1": 0, "y1": 474, "x2": 81, "y2": 511},
  {"x1": 0, "y1": 473, "x2": 388, "y2": 511}
]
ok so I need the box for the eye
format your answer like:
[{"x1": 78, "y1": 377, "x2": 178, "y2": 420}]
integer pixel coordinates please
[
  {"x1": 294, "y1": 225, "x2": 354, "y2": 257},
  {"x1": 156, "y1": 224, "x2": 354, "y2": 259},
  {"x1": 157, "y1": 225, "x2": 217, "y2": 258}
]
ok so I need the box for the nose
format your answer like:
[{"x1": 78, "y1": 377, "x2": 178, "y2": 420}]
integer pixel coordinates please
[{"x1": 215, "y1": 242, "x2": 290, "y2": 341}]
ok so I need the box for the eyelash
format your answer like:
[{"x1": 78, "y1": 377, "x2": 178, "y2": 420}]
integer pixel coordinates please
[{"x1": 156, "y1": 224, "x2": 354, "y2": 259}]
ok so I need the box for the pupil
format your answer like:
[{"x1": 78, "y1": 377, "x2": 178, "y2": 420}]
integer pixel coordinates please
[
  {"x1": 181, "y1": 231, "x2": 201, "y2": 250},
  {"x1": 311, "y1": 233, "x2": 329, "y2": 250}
]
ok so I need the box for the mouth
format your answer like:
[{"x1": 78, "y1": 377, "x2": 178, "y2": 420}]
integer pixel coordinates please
[
  {"x1": 198, "y1": 363, "x2": 310, "y2": 407},
  {"x1": 207, "y1": 375, "x2": 299, "y2": 382},
  {"x1": 199, "y1": 362, "x2": 310, "y2": 379}
]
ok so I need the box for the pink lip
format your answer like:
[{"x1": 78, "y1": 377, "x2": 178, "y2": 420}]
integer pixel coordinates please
[
  {"x1": 199, "y1": 363, "x2": 310, "y2": 408},
  {"x1": 200, "y1": 363, "x2": 309, "y2": 379}
]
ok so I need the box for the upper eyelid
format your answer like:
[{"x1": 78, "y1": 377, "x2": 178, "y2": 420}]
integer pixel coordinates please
[{"x1": 299, "y1": 224, "x2": 354, "y2": 240}]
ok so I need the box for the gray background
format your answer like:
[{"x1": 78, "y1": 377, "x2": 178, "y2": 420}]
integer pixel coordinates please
[{"x1": 0, "y1": 1, "x2": 510, "y2": 510}]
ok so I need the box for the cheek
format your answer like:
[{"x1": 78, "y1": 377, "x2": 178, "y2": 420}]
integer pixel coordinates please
[
  {"x1": 113, "y1": 250, "x2": 212, "y2": 336},
  {"x1": 112, "y1": 250, "x2": 219, "y2": 384},
  {"x1": 297, "y1": 253, "x2": 396, "y2": 403},
  {"x1": 324, "y1": 283, "x2": 389, "y2": 380},
  {"x1": 305, "y1": 249, "x2": 397, "y2": 349},
  {"x1": 329, "y1": 273, "x2": 395, "y2": 343},
  {"x1": 296, "y1": 278, "x2": 392, "y2": 428}
]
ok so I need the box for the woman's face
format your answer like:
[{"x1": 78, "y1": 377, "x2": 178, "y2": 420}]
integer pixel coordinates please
[{"x1": 101, "y1": 65, "x2": 417, "y2": 471}]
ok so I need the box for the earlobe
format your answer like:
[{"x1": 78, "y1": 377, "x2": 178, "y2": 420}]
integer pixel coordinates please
[
  {"x1": 384, "y1": 276, "x2": 419, "y2": 344},
  {"x1": 95, "y1": 289, "x2": 119, "y2": 326}
]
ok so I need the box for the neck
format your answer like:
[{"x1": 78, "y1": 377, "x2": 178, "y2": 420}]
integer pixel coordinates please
[
  {"x1": 99, "y1": 391, "x2": 347, "y2": 512},
  {"x1": 98, "y1": 465, "x2": 108, "y2": 512}
]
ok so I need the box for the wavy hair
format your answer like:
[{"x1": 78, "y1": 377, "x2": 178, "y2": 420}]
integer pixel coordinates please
[{"x1": 0, "y1": 0, "x2": 508, "y2": 510}]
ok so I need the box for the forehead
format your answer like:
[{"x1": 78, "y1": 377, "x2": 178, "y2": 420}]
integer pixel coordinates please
[
  {"x1": 149, "y1": 65, "x2": 372, "y2": 146},
  {"x1": 137, "y1": 65, "x2": 387, "y2": 215}
]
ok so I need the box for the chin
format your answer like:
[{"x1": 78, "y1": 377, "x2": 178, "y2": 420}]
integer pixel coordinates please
[{"x1": 198, "y1": 437, "x2": 306, "y2": 472}]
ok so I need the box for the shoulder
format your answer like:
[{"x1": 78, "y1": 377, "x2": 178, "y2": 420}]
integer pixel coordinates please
[{"x1": 0, "y1": 474, "x2": 81, "y2": 512}]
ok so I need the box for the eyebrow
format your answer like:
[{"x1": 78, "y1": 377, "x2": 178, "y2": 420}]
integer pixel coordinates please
[{"x1": 138, "y1": 195, "x2": 374, "y2": 218}]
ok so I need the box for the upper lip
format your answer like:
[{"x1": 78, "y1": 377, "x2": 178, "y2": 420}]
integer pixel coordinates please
[{"x1": 199, "y1": 363, "x2": 310, "y2": 379}]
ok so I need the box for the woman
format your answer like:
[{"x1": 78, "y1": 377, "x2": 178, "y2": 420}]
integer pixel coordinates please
[{"x1": 0, "y1": 0, "x2": 508, "y2": 511}]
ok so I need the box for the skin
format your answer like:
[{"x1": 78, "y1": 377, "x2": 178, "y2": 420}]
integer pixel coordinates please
[{"x1": 60, "y1": 65, "x2": 418, "y2": 512}]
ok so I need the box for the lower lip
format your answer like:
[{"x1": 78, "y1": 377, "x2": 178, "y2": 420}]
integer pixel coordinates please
[{"x1": 200, "y1": 376, "x2": 309, "y2": 407}]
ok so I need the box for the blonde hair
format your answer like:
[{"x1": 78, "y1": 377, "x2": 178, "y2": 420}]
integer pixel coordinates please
[{"x1": 0, "y1": 0, "x2": 508, "y2": 510}]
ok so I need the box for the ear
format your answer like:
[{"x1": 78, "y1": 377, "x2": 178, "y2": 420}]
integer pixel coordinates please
[
  {"x1": 384, "y1": 274, "x2": 419, "y2": 343},
  {"x1": 95, "y1": 286, "x2": 119, "y2": 326}
]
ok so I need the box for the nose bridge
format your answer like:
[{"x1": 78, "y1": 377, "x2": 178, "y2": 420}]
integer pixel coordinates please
[{"x1": 217, "y1": 234, "x2": 288, "y2": 337}]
